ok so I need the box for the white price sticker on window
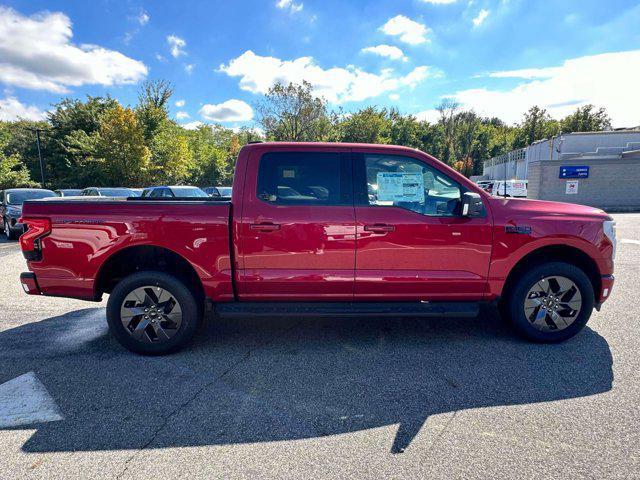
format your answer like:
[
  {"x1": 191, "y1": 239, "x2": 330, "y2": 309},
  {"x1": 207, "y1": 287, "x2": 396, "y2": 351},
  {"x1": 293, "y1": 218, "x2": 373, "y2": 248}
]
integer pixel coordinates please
[{"x1": 377, "y1": 172, "x2": 425, "y2": 203}]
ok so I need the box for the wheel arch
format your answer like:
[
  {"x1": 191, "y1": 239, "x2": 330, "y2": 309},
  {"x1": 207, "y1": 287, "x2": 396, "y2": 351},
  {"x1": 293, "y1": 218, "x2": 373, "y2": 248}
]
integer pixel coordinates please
[
  {"x1": 501, "y1": 244, "x2": 601, "y2": 302},
  {"x1": 95, "y1": 244, "x2": 205, "y2": 303}
]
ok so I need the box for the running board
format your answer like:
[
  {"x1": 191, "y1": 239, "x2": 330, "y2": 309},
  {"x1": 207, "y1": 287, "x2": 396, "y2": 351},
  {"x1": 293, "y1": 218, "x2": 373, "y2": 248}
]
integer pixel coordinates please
[{"x1": 214, "y1": 302, "x2": 480, "y2": 318}]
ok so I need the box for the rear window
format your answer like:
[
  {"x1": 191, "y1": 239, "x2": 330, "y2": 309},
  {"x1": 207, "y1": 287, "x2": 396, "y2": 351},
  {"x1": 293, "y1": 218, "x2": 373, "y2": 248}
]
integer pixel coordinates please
[
  {"x1": 257, "y1": 152, "x2": 345, "y2": 205},
  {"x1": 99, "y1": 188, "x2": 134, "y2": 197},
  {"x1": 170, "y1": 187, "x2": 208, "y2": 197}
]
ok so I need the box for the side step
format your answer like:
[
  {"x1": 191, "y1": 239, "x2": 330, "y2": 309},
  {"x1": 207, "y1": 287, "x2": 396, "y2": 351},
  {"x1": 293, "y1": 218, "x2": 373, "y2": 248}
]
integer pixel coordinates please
[{"x1": 215, "y1": 302, "x2": 480, "y2": 318}]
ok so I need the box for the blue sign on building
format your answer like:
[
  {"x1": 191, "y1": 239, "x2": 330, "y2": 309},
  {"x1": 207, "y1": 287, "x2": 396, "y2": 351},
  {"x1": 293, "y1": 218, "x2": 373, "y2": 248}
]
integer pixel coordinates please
[{"x1": 559, "y1": 166, "x2": 589, "y2": 179}]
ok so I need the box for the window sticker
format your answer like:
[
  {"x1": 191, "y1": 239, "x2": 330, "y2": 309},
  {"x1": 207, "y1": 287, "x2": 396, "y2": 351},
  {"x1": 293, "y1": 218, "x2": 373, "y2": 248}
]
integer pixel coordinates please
[
  {"x1": 282, "y1": 169, "x2": 296, "y2": 178},
  {"x1": 376, "y1": 172, "x2": 425, "y2": 203}
]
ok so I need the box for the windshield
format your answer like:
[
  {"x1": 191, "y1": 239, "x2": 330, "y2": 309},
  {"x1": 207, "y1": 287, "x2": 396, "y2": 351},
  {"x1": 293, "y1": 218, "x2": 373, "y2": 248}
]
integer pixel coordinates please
[
  {"x1": 171, "y1": 187, "x2": 208, "y2": 197},
  {"x1": 6, "y1": 190, "x2": 56, "y2": 205},
  {"x1": 98, "y1": 188, "x2": 134, "y2": 197},
  {"x1": 60, "y1": 189, "x2": 82, "y2": 196},
  {"x1": 217, "y1": 187, "x2": 232, "y2": 196}
]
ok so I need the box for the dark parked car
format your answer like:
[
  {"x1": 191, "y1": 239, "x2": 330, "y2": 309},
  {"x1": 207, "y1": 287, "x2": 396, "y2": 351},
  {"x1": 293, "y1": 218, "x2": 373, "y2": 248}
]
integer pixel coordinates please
[
  {"x1": 203, "y1": 186, "x2": 232, "y2": 198},
  {"x1": 1, "y1": 188, "x2": 56, "y2": 239},
  {"x1": 141, "y1": 186, "x2": 208, "y2": 198},
  {"x1": 55, "y1": 189, "x2": 83, "y2": 197},
  {"x1": 81, "y1": 187, "x2": 136, "y2": 197}
]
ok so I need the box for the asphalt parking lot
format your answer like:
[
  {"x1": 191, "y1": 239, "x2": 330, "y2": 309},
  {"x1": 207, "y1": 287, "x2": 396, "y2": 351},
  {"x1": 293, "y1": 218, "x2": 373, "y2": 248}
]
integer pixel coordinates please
[{"x1": 0, "y1": 214, "x2": 639, "y2": 479}]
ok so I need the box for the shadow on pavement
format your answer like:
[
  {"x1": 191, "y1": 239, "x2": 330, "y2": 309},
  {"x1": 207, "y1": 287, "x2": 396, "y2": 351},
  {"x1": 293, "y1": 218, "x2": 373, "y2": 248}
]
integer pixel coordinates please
[{"x1": 0, "y1": 306, "x2": 613, "y2": 454}]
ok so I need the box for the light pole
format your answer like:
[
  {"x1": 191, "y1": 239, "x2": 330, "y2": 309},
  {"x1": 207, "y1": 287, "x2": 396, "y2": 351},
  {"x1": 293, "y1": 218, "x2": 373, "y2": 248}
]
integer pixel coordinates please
[{"x1": 26, "y1": 127, "x2": 48, "y2": 187}]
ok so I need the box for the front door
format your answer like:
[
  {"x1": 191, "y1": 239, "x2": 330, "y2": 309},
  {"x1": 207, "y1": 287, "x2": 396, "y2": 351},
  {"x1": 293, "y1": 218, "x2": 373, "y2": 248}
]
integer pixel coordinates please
[
  {"x1": 353, "y1": 151, "x2": 492, "y2": 301},
  {"x1": 238, "y1": 148, "x2": 356, "y2": 301}
]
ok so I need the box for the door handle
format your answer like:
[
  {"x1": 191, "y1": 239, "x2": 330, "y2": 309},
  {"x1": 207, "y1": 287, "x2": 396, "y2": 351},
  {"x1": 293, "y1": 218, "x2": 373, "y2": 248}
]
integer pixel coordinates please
[
  {"x1": 364, "y1": 223, "x2": 395, "y2": 233},
  {"x1": 250, "y1": 222, "x2": 281, "y2": 232}
]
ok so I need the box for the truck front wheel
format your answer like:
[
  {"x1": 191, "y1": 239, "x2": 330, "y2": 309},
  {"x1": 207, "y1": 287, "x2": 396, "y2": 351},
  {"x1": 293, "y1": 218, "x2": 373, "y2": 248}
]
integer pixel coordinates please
[
  {"x1": 503, "y1": 262, "x2": 595, "y2": 343},
  {"x1": 106, "y1": 271, "x2": 201, "y2": 355}
]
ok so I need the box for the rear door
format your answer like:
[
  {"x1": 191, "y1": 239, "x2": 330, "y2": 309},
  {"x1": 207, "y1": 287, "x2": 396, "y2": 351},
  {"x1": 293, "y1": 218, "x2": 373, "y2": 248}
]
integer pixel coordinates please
[
  {"x1": 353, "y1": 151, "x2": 492, "y2": 301},
  {"x1": 237, "y1": 147, "x2": 356, "y2": 301}
]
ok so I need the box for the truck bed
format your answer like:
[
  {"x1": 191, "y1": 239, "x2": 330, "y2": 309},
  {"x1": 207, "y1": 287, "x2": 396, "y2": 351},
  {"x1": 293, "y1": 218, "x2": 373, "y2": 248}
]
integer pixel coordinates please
[{"x1": 21, "y1": 198, "x2": 234, "y2": 301}]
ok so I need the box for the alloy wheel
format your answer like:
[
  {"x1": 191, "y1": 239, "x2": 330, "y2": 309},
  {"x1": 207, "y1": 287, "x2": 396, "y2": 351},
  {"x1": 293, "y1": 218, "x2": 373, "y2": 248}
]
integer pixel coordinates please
[
  {"x1": 523, "y1": 276, "x2": 583, "y2": 332},
  {"x1": 120, "y1": 286, "x2": 183, "y2": 343}
]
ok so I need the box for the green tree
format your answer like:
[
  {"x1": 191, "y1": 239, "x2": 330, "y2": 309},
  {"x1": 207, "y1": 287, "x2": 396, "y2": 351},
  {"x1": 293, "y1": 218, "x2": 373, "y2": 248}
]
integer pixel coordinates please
[
  {"x1": 560, "y1": 105, "x2": 611, "y2": 133},
  {"x1": 136, "y1": 79, "x2": 174, "y2": 143},
  {"x1": 337, "y1": 107, "x2": 391, "y2": 144},
  {"x1": 513, "y1": 106, "x2": 560, "y2": 148},
  {"x1": 95, "y1": 105, "x2": 151, "y2": 186},
  {"x1": 149, "y1": 122, "x2": 193, "y2": 184},
  {"x1": 255, "y1": 81, "x2": 333, "y2": 141},
  {"x1": 0, "y1": 151, "x2": 38, "y2": 189}
]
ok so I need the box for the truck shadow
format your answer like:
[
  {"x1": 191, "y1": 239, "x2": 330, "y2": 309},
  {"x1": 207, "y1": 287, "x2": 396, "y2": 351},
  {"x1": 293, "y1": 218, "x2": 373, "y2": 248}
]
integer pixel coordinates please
[{"x1": 0, "y1": 306, "x2": 613, "y2": 454}]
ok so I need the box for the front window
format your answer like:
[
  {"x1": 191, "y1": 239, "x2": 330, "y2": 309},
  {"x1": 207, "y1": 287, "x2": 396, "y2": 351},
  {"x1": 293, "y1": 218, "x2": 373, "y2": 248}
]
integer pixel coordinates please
[
  {"x1": 6, "y1": 190, "x2": 56, "y2": 205},
  {"x1": 361, "y1": 154, "x2": 462, "y2": 216}
]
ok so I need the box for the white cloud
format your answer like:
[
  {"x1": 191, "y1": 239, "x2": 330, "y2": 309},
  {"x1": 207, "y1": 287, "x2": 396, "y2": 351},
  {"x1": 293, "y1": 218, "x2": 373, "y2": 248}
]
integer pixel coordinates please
[
  {"x1": 472, "y1": 9, "x2": 489, "y2": 27},
  {"x1": 137, "y1": 10, "x2": 150, "y2": 25},
  {"x1": 0, "y1": 96, "x2": 45, "y2": 121},
  {"x1": 361, "y1": 45, "x2": 407, "y2": 62},
  {"x1": 389, "y1": 93, "x2": 400, "y2": 101},
  {"x1": 184, "y1": 63, "x2": 194, "y2": 74},
  {"x1": 219, "y1": 50, "x2": 431, "y2": 103},
  {"x1": 167, "y1": 35, "x2": 186, "y2": 58},
  {"x1": 180, "y1": 121, "x2": 203, "y2": 130},
  {"x1": 414, "y1": 108, "x2": 441, "y2": 123},
  {"x1": 175, "y1": 99, "x2": 185, "y2": 107},
  {"x1": 380, "y1": 15, "x2": 429, "y2": 45},
  {"x1": 276, "y1": 0, "x2": 303, "y2": 12},
  {"x1": 452, "y1": 50, "x2": 640, "y2": 127},
  {"x1": 199, "y1": 99, "x2": 254, "y2": 122},
  {"x1": 0, "y1": 7, "x2": 147, "y2": 93},
  {"x1": 176, "y1": 111, "x2": 190, "y2": 120}
]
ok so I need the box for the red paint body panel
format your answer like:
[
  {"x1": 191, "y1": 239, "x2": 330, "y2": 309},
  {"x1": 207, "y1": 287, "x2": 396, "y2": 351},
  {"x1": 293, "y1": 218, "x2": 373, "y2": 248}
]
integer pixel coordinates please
[
  {"x1": 20, "y1": 142, "x2": 615, "y2": 307},
  {"x1": 21, "y1": 201, "x2": 233, "y2": 301}
]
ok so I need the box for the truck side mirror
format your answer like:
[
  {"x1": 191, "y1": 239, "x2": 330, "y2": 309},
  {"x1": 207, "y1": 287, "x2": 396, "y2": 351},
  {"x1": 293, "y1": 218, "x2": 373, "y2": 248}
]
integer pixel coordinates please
[{"x1": 461, "y1": 192, "x2": 484, "y2": 217}]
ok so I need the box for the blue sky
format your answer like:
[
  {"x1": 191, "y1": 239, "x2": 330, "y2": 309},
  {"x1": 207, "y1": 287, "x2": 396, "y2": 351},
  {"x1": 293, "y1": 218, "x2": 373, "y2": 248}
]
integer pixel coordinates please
[{"x1": 1, "y1": 0, "x2": 639, "y2": 128}]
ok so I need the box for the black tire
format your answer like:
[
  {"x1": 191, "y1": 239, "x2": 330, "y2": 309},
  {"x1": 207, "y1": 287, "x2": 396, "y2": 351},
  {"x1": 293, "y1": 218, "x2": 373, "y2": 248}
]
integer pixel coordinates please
[
  {"x1": 106, "y1": 271, "x2": 201, "y2": 355},
  {"x1": 4, "y1": 217, "x2": 16, "y2": 240},
  {"x1": 503, "y1": 261, "x2": 594, "y2": 343}
]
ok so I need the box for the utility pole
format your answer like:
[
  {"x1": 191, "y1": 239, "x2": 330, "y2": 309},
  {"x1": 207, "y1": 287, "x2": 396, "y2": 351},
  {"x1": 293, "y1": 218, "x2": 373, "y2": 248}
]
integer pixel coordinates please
[{"x1": 26, "y1": 127, "x2": 47, "y2": 187}]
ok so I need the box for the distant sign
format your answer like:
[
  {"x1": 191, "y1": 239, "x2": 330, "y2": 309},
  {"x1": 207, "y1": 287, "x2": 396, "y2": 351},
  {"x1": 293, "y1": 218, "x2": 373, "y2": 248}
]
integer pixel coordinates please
[
  {"x1": 560, "y1": 166, "x2": 589, "y2": 179},
  {"x1": 566, "y1": 180, "x2": 579, "y2": 194}
]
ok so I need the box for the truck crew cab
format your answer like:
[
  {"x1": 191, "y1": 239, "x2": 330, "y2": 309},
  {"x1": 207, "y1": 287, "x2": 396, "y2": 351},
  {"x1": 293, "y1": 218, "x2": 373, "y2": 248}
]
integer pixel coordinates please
[{"x1": 19, "y1": 143, "x2": 616, "y2": 354}]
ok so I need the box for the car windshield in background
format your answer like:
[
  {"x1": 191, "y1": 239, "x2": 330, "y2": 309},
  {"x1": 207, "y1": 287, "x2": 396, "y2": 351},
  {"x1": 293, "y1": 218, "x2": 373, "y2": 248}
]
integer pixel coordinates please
[
  {"x1": 172, "y1": 187, "x2": 208, "y2": 197},
  {"x1": 99, "y1": 188, "x2": 134, "y2": 197},
  {"x1": 217, "y1": 187, "x2": 232, "y2": 196},
  {"x1": 6, "y1": 190, "x2": 56, "y2": 205}
]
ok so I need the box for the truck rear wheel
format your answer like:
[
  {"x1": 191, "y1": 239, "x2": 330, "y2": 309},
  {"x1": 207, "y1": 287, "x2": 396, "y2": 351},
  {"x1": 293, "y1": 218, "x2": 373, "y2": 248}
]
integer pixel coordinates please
[
  {"x1": 106, "y1": 271, "x2": 201, "y2": 355},
  {"x1": 503, "y1": 262, "x2": 595, "y2": 343}
]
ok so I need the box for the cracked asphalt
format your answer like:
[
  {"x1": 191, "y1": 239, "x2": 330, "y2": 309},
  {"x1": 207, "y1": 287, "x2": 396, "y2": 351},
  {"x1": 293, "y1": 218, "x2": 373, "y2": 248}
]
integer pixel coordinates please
[{"x1": 0, "y1": 213, "x2": 639, "y2": 479}]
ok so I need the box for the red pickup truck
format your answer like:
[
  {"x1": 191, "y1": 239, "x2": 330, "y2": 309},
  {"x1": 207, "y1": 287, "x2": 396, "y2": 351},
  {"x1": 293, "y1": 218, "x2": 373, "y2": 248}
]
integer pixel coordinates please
[{"x1": 18, "y1": 142, "x2": 616, "y2": 354}]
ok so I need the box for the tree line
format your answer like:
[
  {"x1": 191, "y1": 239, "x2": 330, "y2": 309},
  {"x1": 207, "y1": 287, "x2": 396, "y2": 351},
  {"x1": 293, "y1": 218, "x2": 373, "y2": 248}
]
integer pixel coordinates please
[{"x1": 0, "y1": 79, "x2": 613, "y2": 190}]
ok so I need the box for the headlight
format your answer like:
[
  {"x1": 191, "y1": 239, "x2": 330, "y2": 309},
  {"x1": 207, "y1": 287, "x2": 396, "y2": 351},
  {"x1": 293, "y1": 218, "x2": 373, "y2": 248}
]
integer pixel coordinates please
[{"x1": 603, "y1": 220, "x2": 616, "y2": 260}]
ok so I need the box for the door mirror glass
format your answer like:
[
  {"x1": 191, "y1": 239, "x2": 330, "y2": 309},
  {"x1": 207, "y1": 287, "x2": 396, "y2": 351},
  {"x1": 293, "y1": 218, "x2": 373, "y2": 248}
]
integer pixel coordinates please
[{"x1": 462, "y1": 192, "x2": 484, "y2": 217}]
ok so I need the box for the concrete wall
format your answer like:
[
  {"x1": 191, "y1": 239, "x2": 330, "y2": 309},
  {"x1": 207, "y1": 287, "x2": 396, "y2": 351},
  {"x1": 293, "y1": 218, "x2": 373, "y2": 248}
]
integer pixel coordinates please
[{"x1": 527, "y1": 157, "x2": 640, "y2": 208}]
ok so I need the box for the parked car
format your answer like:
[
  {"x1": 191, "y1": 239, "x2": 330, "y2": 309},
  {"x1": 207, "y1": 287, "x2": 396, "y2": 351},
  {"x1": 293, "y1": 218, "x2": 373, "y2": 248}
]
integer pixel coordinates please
[
  {"x1": 130, "y1": 188, "x2": 144, "y2": 197},
  {"x1": 492, "y1": 180, "x2": 528, "y2": 198},
  {"x1": 141, "y1": 186, "x2": 208, "y2": 198},
  {"x1": 204, "y1": 186, "x2": 232, "y2": 198},
  {"x1": 55, "y1": 189, "x2": 83, "y2": 197},
  {"x1": 475, "y1": 180, "x2": 494, "y2": 194},
  {"x1": 19, "y1": 142, "x2": 615, "y2": 354},
  {"x1": 81, "y1": 187, "x2": 136, "y2": 197},
  {"x1": 1, "y1": 188, "x2": 56, "y2": 239}
]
